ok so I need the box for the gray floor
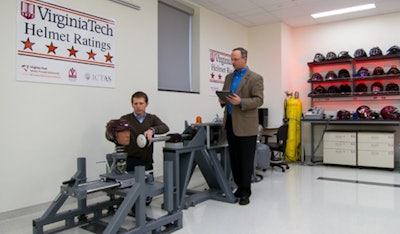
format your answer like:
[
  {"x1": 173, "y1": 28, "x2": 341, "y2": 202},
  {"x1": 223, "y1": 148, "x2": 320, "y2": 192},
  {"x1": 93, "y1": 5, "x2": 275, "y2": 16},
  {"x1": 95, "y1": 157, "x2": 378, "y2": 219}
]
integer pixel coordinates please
[{"x1": 2, "y1": 163, "x2": 400, "y2": 234}]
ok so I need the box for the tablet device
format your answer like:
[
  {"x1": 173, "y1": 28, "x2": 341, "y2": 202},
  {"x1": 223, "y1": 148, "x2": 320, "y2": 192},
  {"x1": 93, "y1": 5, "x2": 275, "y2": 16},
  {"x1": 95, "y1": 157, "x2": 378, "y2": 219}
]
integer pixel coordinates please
[{"x1": 216, "y1": 90, "x2": 234, "y2": 102}]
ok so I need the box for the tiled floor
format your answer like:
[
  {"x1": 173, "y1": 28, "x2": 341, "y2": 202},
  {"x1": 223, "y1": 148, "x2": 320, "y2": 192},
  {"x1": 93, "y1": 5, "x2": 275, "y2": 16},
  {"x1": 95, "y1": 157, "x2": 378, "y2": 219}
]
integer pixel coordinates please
[{"x1": 2, "y1": 163, "x2": 400, "y2": 234}]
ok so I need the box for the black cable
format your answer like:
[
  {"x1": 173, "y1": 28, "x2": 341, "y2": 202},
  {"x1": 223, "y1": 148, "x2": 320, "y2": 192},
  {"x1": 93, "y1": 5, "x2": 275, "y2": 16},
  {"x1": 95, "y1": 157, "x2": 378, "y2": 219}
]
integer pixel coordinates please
[{"x1": 309, "y1": 118, "x2": 330, "y2": 165}]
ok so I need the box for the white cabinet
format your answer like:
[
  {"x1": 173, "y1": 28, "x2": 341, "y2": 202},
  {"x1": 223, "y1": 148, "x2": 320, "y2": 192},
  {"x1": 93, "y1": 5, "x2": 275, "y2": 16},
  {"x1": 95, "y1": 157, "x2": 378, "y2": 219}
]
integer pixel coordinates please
[
  {"x1": 323, "y1": 132, "x2": 357, "y2": 166},
  {"x1": 358, "y1": 132, "x2": 394, "y2": 168}
]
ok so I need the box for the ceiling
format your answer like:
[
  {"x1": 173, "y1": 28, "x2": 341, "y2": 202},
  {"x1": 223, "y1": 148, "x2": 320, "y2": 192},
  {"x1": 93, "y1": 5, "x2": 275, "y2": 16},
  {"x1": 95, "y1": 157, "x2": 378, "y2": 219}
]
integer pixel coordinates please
[{"x1": 188, "y1": 0, "x2": 400, "y2": 27}]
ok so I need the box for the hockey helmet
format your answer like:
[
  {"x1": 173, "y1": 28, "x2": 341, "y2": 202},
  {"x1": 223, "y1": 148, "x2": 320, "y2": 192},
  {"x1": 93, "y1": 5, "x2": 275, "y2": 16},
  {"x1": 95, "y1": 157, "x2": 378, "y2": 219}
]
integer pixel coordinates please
[
  {"x1": 372, "y1": 66, "x2": 385, "y2": 76},
  {"x1": 356, "y1": 105, "x2": 372, "y2": 119},
  {"x1": 386, "y1": 45, "x2": 400, "y2": 55},
  {"x1": 313, "y1": 53, "x2": 325, "y2": 62},
  {"x1": 385, "y1": 82, "x2": 399, "y2": 92},
  {"x1": 326, "y1": 51, "x2": 337, "y2": 60},
  {"x1": 310, "y1": 72, "x2": 323, "y2": 81},
  {"x1": 339, "y1": 84, "x2": 352, "y2": 93},
  {"x1": 355, "y1": 83, "x2": 368, "y2": 92},
  {"x1": 338, "y1": 51, "x2": 352, "y2": 59},
  {"x1": 380, "y1": 106, "x2": 400, "y2": 120},
  {"x1": 387, "y1": 65, "x2": 400, "y2": 75},
  {"x1": 369, "y1": 46, "x2": 383, "y2": 56},
  {"x1": 336, "y1": 110, "x2": 351, "y2": 120},
  {"x1": 371, "y1": 82, "x2": 384, "y2": 92},
  {"x1": 338, "y1": 69, "x2": 350, "y2": 78},
  {"x1": 327, "y1": 85, "x2": 340, "y2": 93},
  {"x1": 325, "y1": 70, "x2": 338, "y2": 80},
  {"x1": 354, "y1": 48, "x2": 368, "y2": 58},
  {"x1": 356, "y1": 67, "x2": 370, "y2": 77},
  {"x1": 313, "y1": 85, "x2": 326, "y2": 94},
  {"x1": 105, "y1": 119, "x2": 132, "y2": 145}
]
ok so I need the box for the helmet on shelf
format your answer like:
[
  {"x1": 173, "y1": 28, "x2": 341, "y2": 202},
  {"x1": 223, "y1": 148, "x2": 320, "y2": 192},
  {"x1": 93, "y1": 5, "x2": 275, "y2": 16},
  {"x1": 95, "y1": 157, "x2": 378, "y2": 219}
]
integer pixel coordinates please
[
  {"x1": 355, "y1": 83, "x2": 368, "y2": 92},
  {"x1": 327, "y1": 85, "x2": 340, "y2": 93},
  {"x1": 372, "y1": 66, "x2": 385, "y2": 76},
  {"x1": 325, "y1": 70, "x2": 338, "y2": 80},
  {"x1": 386, "y1": 65, "x2": 400, "y2": 75},
  {"x1": 313, "y1": 85, "x2": 326, "y2": 94},
  {"x1": 369, "y1": 46, "x2": 383, "y2": 56},
  {"x1": 380, "y1": 106, "x2": 400, "y2": 119},
  {"x1": 105, "y1": 119, "x2": 133, "y2": 144},
  {"x1": 386, "y1": 45, "x2": 400, "y2": 55},
  {"x1": 371, "y1": 82, "x2": 384, "y2": 92},
  {"x1": 326, "y1": 51, "x2": 337, "y2": 60},
  {"x1": 356, "y1": 105, "x2": 372, "y2": 119},
  {"x1": 310, "y1": 72, "x2": 323, "y2": 81},
  {"x1": 356, "y1": 67, "x2": 370, "y2": 77},
  {"x1": 370, "y1": 111, "x2": 380, "y2": 120},
  {"x1": 339, "y1": 84, "x2": 352, "y2": 93},
  {"x1": 313, "y1": 53, "x2": 325, "y2": 62},
  {"x1": 354, "y1": 48, "x2": 368, "y2": 58},
  {"x1": 338, "y1": 69, "x2": 351, "y2": 78},
  {"x1": 338, "y1": 51, "x2": 352, "y2": 59},
  {"x1": 385, "y1": 82, "x2": 399, "y2": 92},
  {"x1": 336, "y1": 110, "x2": 351, "y2": 120}
]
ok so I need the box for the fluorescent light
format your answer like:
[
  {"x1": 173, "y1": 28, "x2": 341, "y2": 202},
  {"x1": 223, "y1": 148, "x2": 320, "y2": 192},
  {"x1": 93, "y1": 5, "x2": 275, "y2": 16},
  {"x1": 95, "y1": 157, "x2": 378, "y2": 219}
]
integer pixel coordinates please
[{"x1": 311, "y1": 3, "x2": 376, "y2": 19}]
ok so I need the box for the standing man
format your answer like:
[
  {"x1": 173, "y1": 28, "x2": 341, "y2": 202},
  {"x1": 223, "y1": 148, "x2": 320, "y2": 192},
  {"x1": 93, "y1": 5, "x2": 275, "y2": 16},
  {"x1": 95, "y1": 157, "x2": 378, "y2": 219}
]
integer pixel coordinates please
[
  {"x1": 121, "y1": 91, "x2": 169, "y2": 172},
  {"x1": 219, "y1": 47, "x2": 264, "y2": 205}
]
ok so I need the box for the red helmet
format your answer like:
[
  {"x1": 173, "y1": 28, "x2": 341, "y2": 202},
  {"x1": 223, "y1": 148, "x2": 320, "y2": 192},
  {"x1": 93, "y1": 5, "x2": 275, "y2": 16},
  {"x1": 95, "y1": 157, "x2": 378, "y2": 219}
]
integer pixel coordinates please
[
  {"x1": 380, "y1": 106, "x2": 400, "y2": 120},
  {"x1": 336, "y1": 110, "x2": 351, "y2": 120},
  {"x1": 356, "y1": 105, "x2": 371, "y2": 119},
  {"x1": 105, "y1": 119, "x2": 132, "y2": 144},
  {"x1": 371, "y1": 82, "x2": 384, "y2": 92}
]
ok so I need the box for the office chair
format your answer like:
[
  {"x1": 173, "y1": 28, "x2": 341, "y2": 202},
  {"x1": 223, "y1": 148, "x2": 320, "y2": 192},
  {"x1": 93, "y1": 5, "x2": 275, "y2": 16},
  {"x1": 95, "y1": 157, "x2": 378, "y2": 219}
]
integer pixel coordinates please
[{"x1": 264, "y1": 124, "x2": 290, "y2": 172}]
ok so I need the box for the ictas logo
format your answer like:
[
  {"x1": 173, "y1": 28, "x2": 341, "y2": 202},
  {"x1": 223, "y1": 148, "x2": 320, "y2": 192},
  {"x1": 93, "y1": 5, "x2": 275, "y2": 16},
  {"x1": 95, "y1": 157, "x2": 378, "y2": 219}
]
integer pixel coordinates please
[
  {"x1": 84, "y1": 73, "x2": 112, "y2": 82},
  {"x1": 21, "y1": 1, "x2": 35, "y2": 20}
]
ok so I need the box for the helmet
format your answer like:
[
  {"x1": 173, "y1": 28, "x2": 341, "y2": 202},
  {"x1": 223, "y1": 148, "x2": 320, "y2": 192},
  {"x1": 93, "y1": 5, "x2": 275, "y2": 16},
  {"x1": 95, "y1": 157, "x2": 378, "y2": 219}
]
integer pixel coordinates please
[
  {"x1": 339, "y1": 84, "x2": 351, "y2": 93},
  {"x1": 326, "y1": 51, "x2": 337, "y2": 60},
  {"x1": 369, "y1": 46, "x2": 383, "y2": 56},
  {"x1": 338, "y1": 51, "x2": 352, "y2": 59},
  {"x1": 325, "y1": 70, "x2": 337, "y2": 80},
  {"x1": 105, "y1": 119, "x2": 132, "y2": 144},
  {"x1": 356, "y1": 67, "x2": 370, "y2": 77},
  {"x1": 370, "y1": 111, "x2": 380, "y2": 120},
  {"x1": 380, "y1": 106, "x2": 400, "y2": 119},
  {"x1": 336, "y1": 110, "x2": 351, "y2": 120},
  {"x1": 385, "y1": 82, "x2": 399, "y2": 92},
  {"x1": 356, "y1": 105, "x2": 371, "y2": 119},
  {"x1": 371, "y1": 82, "x2": 384, "y2": 92},
  {"x1": 338, "y1": 69, "x2": 350, "y2": 78},
  {"x1": 327, "y1": 85, "x2": 340, "y2": 93},
  {"x1": 372, "y1": 66, "x2": 385, "y2": 76},
  {"x1": 313, "y1": 53, "x2": 325, "y2": 62},
  {"x1": 354, "y1": 48, "x2": 367, "y2": 58},
  {"x1": 313, "y1": 85, "x2": 326, "y2": 94},
  {"x1": 355, "y1": 83, "x2": 368, "y2": 92},
  {"x1": 387, "y1": 65, "x2": 400, "y2": 75},
  {"x1": 386, "y1": 45, "x2": 400, "y2": 55},
  {"x1": 310, "y1": 72, "x2": 323, "y2": 81}
]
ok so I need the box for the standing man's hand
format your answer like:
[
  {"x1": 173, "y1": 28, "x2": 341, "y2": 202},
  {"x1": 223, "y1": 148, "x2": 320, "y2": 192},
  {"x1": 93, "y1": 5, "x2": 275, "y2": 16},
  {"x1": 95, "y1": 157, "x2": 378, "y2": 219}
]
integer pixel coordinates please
[
  {"x1": 226, "y1": 93, "x2": 241, "y2": 105},
  {"x1": 144, "y1": 129, "x2": 154, "y2": 141}
]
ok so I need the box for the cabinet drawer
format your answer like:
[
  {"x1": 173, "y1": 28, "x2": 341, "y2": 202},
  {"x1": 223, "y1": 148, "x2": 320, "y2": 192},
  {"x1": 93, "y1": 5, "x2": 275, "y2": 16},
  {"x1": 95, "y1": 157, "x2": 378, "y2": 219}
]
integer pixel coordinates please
[
  {"x1": 324, "y1": 132, "x2": 356, "y2": 142},
  {"x1": 323, "y1": 148, "x2": 356, "y2": 165},
  {"x1": 358, "y1": 150, "x2": 394, "y2": 168},
  {"x1": 357, "y1": 132, "x2": 394, "y2": 143},
  {"x1": 323, "y1": 141, "x2": 356, "y2": 150},
  {"x1": 358, "y1": 142, "x2": 394, "y2": 151}
]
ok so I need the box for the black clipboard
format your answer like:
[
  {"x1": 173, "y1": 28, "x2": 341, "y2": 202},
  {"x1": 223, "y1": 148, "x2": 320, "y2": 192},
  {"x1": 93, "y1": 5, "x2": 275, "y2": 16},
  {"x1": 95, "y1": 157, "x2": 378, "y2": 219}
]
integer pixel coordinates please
[{"x1": 216, "y1": 90, "x2": 233, "y2": 102}]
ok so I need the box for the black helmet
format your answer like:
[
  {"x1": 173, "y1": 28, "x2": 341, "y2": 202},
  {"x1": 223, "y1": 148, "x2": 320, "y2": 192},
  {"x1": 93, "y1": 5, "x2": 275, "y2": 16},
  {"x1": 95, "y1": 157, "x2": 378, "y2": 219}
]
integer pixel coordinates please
[
  {"x1": 370, "y1": 111, "x2": 380, "y2": 120},
  {"x1": 372, "y1": 66, "x2": 385, "y2": 76},
  {"x1": 386, "y1": 45, "x2": 400, "y2": 55},
  {"x1": 385, "y1": 82, "x2": 399, "y2": 92},
  {"x1": 336, "y1": 110, "x2": 351, "y2": 120},
  {"x1": 387, "y1": 65, "x2": 400, "y2": 75},
  {"x1": 313, "y1": 53, "x2": 325, "y2": 62},
  {"x1": 325, "y1": 70, "x2": 337, "y2": 80},
  {"x1": 381, "y1": 106, "x2": 400, "y2": 119},
  {"x1": 356, "y1": 67, "x2": 370, "y2": 77},
  {"x1": 338, "y1": 51, "x2": 352, "y2": 59},
  {"x1": 371, "y1": 82, "x2": 384, "y2": 92},
  {"x1": 327, "y1": 85, "x2": 340, "y2": 93},
  {"x1": 369, "y1": 46, "x2": 383, "y2": 56},
  {"x1": 313, "y1": 85, "x2": 326, "y2": 94},
  {"x1": 326, "y1": 51, "x2": 337, "y2": 60},
  {"x1": 356, "y1": 105, "x2": 371, "y2": 119},
  {"x1": 354, "y1": 48, "x2": 367, "y2": 58},
  {"x1": 338, "y1": 69, "x2": 350, "y2": 78},
  {"x1": 355, "y1": 83, "x2": 368, "y2": 92},
  {"x1": 310, "y1": 72, "x2": 323, "y2": 81},
  {"x1": 339, "y1": 84, "x2": 351, "y2": 93},
  {"x1": 105, "y1": 119, "x2": 132, "y2": 144}
]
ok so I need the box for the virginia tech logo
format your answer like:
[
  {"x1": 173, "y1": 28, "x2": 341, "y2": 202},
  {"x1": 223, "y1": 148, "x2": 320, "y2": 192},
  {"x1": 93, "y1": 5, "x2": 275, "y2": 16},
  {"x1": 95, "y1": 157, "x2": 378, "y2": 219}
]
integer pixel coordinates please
[
  {"x1": 68, "y1": 68, "x2": 77, "y2": 79},
  {"x1": 21, "y1": 1, "x2": 35, "y2": 20}
]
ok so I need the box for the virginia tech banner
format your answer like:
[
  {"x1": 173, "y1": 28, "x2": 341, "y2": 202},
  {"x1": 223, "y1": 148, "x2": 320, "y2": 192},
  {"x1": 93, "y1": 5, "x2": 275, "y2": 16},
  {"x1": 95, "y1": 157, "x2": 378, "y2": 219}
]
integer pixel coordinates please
[
  {"x1": 17, "y1": 0, "x2": 116, "y2": 88},
  {"x1": 208, "y1": 49, "x2": 233, "y2": 95}
]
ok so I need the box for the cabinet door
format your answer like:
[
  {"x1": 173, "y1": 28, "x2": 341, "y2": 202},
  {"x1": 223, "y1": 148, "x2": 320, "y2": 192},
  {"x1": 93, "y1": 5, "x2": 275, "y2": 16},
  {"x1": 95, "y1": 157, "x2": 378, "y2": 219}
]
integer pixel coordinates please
[
  {"x1": 357, "y1": 132, "x2": 394, "y2": 168},
  {"x1": 323, "y1": 132, "x2": 356, "y2": 166}
]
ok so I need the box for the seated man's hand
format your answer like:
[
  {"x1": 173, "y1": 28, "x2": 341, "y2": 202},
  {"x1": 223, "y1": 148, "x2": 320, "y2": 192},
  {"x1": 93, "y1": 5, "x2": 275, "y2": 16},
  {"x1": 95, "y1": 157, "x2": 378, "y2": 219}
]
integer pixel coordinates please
[{"x1": 144, "y1": 129, "x2": 154, "y2": 142}]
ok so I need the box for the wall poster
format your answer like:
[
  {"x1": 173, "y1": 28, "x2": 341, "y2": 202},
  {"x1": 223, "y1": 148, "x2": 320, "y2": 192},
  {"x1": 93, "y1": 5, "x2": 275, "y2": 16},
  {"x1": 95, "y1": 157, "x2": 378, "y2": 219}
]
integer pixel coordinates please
[{"x1": 208, "y1": 49, "x2": 233, "y2": 96}]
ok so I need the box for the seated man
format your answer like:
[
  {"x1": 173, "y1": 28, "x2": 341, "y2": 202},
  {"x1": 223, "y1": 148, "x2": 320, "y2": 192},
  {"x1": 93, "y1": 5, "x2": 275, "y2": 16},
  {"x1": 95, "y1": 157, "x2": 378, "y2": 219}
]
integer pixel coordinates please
[{"x1": 121, "y1": 91, "x2": 169, "y2": 172}]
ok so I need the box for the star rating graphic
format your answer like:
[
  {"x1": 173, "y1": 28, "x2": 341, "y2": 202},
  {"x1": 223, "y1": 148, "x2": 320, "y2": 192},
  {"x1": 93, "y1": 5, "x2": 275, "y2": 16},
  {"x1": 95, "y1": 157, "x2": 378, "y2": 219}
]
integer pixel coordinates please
[
  {"x1": 68, "y1": 46, "x2": 78, "y2": 57},
  {"x1": 46, "y1": 42, "x2": 57, "y2": 54},
  {"x1": 87, "y1": 49, "x2": 96, "y2": 60},
  {"x1": 21, "y1": 37, "x2": 35, "y2": 50},
  {"x1": 105, "y1": 52, "x2": 113, "y2": 63}
]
